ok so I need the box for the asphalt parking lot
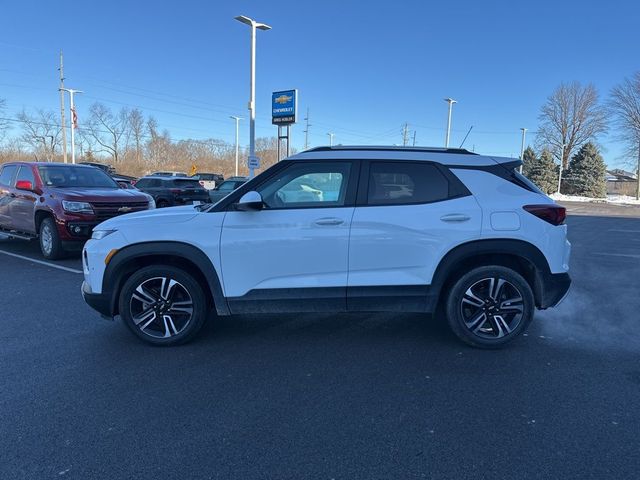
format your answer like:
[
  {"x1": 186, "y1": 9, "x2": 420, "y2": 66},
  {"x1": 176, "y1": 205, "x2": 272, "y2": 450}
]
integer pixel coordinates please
[{"x1": 1, "y1": 202, "x2": 639, "y2": 479}]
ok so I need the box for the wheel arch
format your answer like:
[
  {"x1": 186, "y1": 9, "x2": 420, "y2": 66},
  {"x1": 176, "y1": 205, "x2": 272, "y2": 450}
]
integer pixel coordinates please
[
  {"x1": 34, "y1": 209, "x2": 55, "y2": 232},
  {"x1": 431, "y1": 239, "x2": 551, "y2": 309},
  {"x1": 103, "y1": 241, "x2": 229, "y2": 317}
]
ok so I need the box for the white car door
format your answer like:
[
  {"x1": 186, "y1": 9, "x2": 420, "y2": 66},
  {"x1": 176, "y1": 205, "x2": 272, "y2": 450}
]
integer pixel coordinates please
[
  {"x1": 347, "y1": 160, "x2": 482, "y2": 311},
  {"x1": 220, "y1": 161, "x2": 358, "y2": 313}
]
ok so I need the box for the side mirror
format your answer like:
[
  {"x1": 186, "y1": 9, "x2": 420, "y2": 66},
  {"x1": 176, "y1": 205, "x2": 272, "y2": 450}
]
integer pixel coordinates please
[
  {"x1": 236, "y1": 191, "x2": 264, "y2": 211},
  {"x1": 15, "y1": 180, "x2": 34, "y2": 191}
]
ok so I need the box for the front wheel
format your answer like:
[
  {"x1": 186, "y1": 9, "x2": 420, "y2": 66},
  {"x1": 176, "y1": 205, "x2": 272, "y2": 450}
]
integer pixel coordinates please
[
  {"x1": 119, "y1": 265, "x2": 208, "y2": 346},
  {"x1": 445, "y1": 266, "x2": 535, "y2": 349},
  {"x1": 39, "y1": 217, "x2": 64, "y2": 260}
]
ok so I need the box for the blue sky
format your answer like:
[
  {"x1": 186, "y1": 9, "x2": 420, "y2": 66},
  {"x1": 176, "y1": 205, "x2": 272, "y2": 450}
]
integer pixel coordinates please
[{"x1": 1, "y1": 0, "x2": 638, "y2": 167}]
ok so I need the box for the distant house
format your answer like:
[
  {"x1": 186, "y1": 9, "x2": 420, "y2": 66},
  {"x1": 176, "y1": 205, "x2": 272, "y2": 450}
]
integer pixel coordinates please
[{"x1": 606, "y1": 169, "x2": 638, "y2": 196}]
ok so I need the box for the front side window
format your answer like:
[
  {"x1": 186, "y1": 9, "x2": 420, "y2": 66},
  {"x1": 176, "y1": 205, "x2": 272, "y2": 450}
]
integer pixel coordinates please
[
  {"x1": 367, "y1": 162, "x2": 450, "y2": 205},
  {"x1": 37, "y1": 165, "x2": 118, "y2": 188},
  {"x1": 16, "y1": 166, "x2": 36, "y2": 185},
  {"x1": 0, "y1": 165, "x2": 18, "y2": 186},
  {"x1": 257, "y1": 162, "x2": 351, "y2": 209}
]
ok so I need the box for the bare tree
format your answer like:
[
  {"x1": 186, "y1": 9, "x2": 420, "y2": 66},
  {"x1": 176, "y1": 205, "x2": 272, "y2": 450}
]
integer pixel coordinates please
[
  {"x1": 0, "y1": 98, "x2": 10, "y2": 143},
  {"x1": 85, "y1": 102, "x2": 130, "y2": 163},
  {"x1": 16, "y1": 109, "x2": 62, "y2": 161},
  {"x1": 609, "y1": 72, "x2": 640, "y2": 199},
  {"x1": 537, "y1": 82, "x2": 608, "y2": 169},
  {"x1": 128, "y1": 108, "x2": 146, "y2": 163},
  {"x1": 145, "y1": 117, "x2": 173, "y2": 169}
]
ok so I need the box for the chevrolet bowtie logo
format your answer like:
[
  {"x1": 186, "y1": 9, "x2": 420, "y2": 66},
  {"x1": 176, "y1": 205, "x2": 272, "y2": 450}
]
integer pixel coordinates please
[
  {"x1": 118, "y1": 206, "x2": 132, "y2": 213},
  {"x1": 274, "y1": 94, "x2": 292, "y2": 104}
]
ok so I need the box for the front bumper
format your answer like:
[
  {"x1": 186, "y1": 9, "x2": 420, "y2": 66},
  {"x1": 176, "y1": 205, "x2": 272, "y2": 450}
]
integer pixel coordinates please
[
  {"x1": 538, "y1": 272, "x2": 571, "y2": 309},
  {"x1": 82, "y1": 281, "x2": 114, "y2": 319}
]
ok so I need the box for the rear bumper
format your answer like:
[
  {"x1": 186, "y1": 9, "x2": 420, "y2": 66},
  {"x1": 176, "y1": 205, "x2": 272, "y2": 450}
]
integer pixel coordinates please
[
  {"x1": 82, "y1": 281, "x2": 114, "y2": 319},
  {"x1": 538, "y1": 272, "x2": 571, "y2": 309}
]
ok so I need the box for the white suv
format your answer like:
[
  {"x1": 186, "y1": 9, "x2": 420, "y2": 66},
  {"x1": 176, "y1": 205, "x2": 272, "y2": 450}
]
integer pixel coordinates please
[{"x1": 82, "y1": 146, "x2": 571, "y2": 348}]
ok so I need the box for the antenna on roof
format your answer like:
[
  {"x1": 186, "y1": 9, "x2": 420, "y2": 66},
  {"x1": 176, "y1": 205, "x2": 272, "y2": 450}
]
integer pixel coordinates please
[{"x1": 459, "y1": 126, "x2": 473, "y2": 148}]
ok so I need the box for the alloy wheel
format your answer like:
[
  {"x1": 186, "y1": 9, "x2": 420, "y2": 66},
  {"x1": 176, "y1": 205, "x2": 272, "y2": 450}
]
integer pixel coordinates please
[
  {"x1": 460, "y1": 277, "x2": 524, "y2": 339},
  {"x1": 41, "y1": 224, "x2": 53, "y2": 255},
  {"x1": 129, "y1": 276, "x2": 194, "y2": 339}
]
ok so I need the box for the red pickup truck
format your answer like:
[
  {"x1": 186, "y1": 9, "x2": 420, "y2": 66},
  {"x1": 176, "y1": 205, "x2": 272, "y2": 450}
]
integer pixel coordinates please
[{"x1": 0, "y1": 162, "x2": 153, "y2": 259}]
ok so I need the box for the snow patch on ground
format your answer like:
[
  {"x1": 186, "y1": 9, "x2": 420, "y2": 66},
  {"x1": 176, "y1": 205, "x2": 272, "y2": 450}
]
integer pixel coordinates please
[{"x1": 550, "y1": 193, "x2": 640, "y2": 205}]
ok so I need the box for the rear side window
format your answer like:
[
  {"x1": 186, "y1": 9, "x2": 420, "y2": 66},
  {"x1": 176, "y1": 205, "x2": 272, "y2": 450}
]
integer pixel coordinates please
[
  {"x1": 0, "y1": 165, "x2": 18, "y2": 186},
  {"x1": 367, "y1": 162, "x2": 450, "y2": 205},
  {"x1": 16, "y1": 166, "x2": 35, "y2": 185}
]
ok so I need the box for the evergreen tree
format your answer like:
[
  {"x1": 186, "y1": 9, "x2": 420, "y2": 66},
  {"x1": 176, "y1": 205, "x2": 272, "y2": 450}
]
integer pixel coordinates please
[
  {"x1": 525, "y1": 148, "x2": 558, "y2": 194},
  {"x1": 521, "y1": 146, "x2": 537, "y2": 178},
  {"x1": 564, "y1": 142, "x2": 607, "y2": 197}
]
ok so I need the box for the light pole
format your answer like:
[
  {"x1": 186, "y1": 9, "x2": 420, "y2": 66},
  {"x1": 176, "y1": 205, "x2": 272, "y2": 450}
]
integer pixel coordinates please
[
  {"x1": 444, "y1": 98, "x2": 457, "y2": 148},
  {"x1": 557, "y1": 144, "x2": 565, "y2": 195},
  {"x1": 62, "y1": 88, "x2": 83, "y2": 164},
  {"x1": 230, "y1": 116, "x2": 243, "y2": 176},
  {"x1": 519, "y1": 128, "x2": 527, "y2": 173},
  {"x1": 327, "y1": 132, "x2": 335, "y2": 146},
  {"x1": 235, "y1": 15, "x2": 271, "y2": 178}
]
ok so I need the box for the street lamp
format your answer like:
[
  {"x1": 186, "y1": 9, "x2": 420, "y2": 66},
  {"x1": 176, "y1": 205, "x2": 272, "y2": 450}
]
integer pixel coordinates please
[
  {"x1": 61, "y1": 88, "x2": 83, "y2": 164},
  {"x1": 327, "y1": 132, "x2": 335, "y2": 146},
  {"x1": 234, "y1": 15, "x2": 271, "y2": 178},
  {"x1": 444, "y1": 98, "x2": 457, "y2": 148},
  {"x1": 230, "y1": 116, "x2": 243, "y2": 176}
]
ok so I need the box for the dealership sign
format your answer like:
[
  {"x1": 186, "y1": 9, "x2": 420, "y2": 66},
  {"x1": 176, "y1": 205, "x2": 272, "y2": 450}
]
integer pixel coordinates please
[{"x1": 272, "y1": 89, "x2": 297, "y2": 125}]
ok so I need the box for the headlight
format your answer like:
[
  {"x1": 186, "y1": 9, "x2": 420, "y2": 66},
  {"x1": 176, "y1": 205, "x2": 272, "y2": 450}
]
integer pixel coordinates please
[
  {"x1": 91, "y1": 229, "x2": 116, "y2": 240},
  {"x1": 147, "y1": 198, "x2": 156, "y2": 209},
  {"x1": 62, "y1": 200, "x2": 94, "y2": 214}
]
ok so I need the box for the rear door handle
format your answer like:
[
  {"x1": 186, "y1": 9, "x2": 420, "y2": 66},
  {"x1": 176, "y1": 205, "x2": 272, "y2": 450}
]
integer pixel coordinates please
[
  {"x1": 314, "y1": 217, "x2": 344, "y2": 226},
  {"x1": 440, "y1": 213, "x2": 470, "y2": 222}
]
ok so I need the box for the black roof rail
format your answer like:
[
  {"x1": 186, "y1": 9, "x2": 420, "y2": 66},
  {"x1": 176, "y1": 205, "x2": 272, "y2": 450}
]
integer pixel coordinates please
[{"x1": 303, "y1": 145, "x2": 478, "y2": 155}]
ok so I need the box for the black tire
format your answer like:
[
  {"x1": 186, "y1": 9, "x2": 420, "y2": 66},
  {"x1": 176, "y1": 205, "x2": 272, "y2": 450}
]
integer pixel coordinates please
[
  {"x1": 39, "y1": 217, "x2": 64, "y2": 260},
  {"x1": 156, "y1": 199, "x2": 170, "y2": 208},
  {"x1": 445, "y1": 265, "x2": 535, "y2": 349},
  {"x1": 119, "y1": 265, "x2": 208, "y2": 346}
]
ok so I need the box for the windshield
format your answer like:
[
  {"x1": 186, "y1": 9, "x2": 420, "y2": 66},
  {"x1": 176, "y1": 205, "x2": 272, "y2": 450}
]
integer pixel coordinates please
[{"x1": 38, "y1": 165, "x2": 118, "y2": 188}]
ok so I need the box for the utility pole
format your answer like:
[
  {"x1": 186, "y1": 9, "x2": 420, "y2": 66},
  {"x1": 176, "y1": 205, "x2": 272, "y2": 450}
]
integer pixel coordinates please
[
  {"x1": 519, "y1": 128, "x2": 527, "y2": 173},
  {"x1": 444, "y1": 98, "x2": 457, "y2": 148},
  {"x1": 412, "y1": 130, "x2": 417, "y2": 147},
  {"x1": 327, "y1": 132, "x2": 334, "y2": 146},
  {"x1": 303, "y1": 108, "x2": 311, "y2": 150},
  {"x1": 402, "y1": 122, "x2": 410, "y2": 146},
  {"x1": 557, "y1": 144, "x2": 565, "y2": 195},
  {"x1": 636, "y1": 140, "x2": 640, "y2": 200},
  {"x1": 58, "y1": 51, "x2": 68, "y2": 163},
  {"x1": 62, "y1": 88, "x2": 83, "y2": 164},
  {"x1": 230, "y1": 116, "x2": 242, "y2": 176}
]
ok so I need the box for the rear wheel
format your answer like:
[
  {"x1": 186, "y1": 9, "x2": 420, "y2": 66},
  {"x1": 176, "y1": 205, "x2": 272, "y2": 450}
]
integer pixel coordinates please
[
  {"x1": 119, "y1": 265, "x2": 208, "y2": 346},
  {"x1": 39, "y1": 217, "x2": 64, "y2": 260},
  {"x1": 445, "y1": 266, "x2": 534, "y2": 348}
]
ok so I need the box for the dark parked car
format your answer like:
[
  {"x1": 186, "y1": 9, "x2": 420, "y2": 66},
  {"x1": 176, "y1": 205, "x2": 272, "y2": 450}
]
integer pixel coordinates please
[
  {"x1": 78, "y1": 161, "x2": 116, "y2": 175},
  {"x1": 0, "y1": 162, "x2": 153, "y2": 259},
  {"x1": 191, "y1": 172, "x2": 224, "y2": 190},
  {"x1": 134, "y1": 176, "x2": 210, "y2": 208},
  {"x1": 208, "y1": 176, "x2": 248, "y2": 203}
]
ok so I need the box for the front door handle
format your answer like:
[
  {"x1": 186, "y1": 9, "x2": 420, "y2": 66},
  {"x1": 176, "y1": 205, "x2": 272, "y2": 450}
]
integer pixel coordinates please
[
  {"x1": 440, "y1": 213, "x2": 471, "y2": 222},
  {"x1": 314, "y1": 217, "x2": 344, "y2": 226}
]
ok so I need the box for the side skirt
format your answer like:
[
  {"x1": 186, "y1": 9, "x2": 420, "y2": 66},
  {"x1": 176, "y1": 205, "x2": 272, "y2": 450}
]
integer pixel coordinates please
[{"x1": 227, "y1": 286, "x2": 437, "y2": 314}]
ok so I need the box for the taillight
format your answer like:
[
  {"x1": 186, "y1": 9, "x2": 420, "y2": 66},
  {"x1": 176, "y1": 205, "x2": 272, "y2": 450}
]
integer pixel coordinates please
[
  {"x1": 170, "y1": 188, "x2": 182, "y2": 194},
  {"x1": 199, "y1": 181, "x2": 205, "y2": 187},
  {"x1": 523, "y1": 204, "x2": 566, "y2": 226}
]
